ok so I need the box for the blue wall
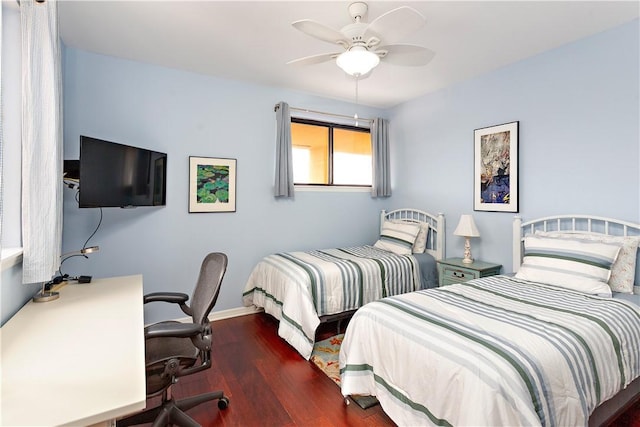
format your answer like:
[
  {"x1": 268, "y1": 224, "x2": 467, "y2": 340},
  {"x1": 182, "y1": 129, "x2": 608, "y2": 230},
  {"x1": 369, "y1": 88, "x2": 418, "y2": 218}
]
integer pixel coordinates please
[
  {"x1": 390, "y1": 19, "x2": 639, "y2": 272},
  {"x1": 1, "y1": 260, "x2": 40, "y2": 325},
  {"x1": 61, "y1": 50, "x2": 389, "y2": 324},
  {"x1": 4, "y1": 17, "x2": 638, "y2": 326}
]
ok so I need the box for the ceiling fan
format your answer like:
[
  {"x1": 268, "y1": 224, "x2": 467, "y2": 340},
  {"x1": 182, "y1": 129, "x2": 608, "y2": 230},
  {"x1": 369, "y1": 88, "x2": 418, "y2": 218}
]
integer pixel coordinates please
[{"x1": 287, "y1": 2, "x2": 435, "y2": 78}]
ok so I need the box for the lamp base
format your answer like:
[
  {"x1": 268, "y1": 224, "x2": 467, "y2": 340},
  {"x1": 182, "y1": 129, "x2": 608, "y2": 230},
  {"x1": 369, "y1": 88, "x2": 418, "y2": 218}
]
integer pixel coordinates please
[
  {"x1": 33, "y1": 291, "x2": 59, "y2": 303},
  {"x1": 462, "y1": 237, "x2": 474, "y2": 264}
]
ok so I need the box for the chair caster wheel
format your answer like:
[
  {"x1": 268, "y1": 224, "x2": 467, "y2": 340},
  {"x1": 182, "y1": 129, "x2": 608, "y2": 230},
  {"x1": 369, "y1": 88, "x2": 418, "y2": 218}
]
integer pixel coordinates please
[{"x1": 218, "y1": 397, "x2": 230, "y2": 410}]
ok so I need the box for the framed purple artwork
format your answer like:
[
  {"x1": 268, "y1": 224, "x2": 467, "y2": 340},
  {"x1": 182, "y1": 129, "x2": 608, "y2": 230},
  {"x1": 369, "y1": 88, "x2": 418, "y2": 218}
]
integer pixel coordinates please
[{"x1": 474, "y1": 121, "x2": 519, "y2": 212}]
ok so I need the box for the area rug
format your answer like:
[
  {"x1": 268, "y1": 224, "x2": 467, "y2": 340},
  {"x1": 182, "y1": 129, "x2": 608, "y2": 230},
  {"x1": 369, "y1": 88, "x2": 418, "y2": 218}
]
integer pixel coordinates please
[{"x1": 310, "y1": 334, "x2": 379, "y2": 410}]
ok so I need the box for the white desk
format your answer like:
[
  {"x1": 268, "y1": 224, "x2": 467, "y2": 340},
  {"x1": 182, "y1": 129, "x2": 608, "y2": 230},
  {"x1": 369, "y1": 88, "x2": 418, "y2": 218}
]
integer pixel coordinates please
[{"x1": 0, "y1": 275, "x2": 146, "y2": 426}]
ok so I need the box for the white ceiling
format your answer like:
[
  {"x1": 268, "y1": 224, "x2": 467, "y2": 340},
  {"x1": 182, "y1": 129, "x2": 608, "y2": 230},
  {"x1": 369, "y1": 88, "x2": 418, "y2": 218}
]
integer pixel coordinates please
[{"x1": 57, "y1": 1, "x2": 639, "y2": 109}]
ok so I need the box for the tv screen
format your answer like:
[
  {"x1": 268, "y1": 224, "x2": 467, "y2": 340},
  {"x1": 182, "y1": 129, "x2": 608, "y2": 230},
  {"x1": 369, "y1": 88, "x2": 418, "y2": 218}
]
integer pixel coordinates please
[{"x1": 79, "y1": 136, "x2": 167, "y2": 208}]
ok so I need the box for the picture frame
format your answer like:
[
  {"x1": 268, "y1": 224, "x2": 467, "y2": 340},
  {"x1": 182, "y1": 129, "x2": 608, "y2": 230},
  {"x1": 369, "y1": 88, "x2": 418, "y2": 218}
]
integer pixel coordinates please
[
  {"x1": 189, "y1": 156, "x2": 236, "y2": 213},
  {"x1": 474, "y1": 121, "x2": 519, "y2": 212}
]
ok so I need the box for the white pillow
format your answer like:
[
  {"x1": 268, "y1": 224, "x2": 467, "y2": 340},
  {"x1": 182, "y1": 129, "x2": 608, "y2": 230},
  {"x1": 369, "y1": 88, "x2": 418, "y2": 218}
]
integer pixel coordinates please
[
  {"x1": 515, "y1": 235, "x2": 621, "y2": 296},
  {"x1": 412, "y1": 223, "x2": 430, "y2": 253},
  {"x1": 374, "y1": 221, "x2": 421, "y2": 255},
  {"x1": 392, "y1": 221, "x2": 430, "y2": 253},
  {"x1": 537, "y1": 231, "x2": 640, "y2": 294}
]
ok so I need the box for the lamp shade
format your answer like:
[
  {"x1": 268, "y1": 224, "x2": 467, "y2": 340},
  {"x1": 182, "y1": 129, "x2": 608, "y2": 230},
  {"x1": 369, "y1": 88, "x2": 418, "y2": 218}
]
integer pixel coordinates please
[
  {"x1": 336, "y1": 46, "x2": 380, "y2": 76},
  {"x1": 453, "y1": 215, "x2": 480, "y2": 237}
]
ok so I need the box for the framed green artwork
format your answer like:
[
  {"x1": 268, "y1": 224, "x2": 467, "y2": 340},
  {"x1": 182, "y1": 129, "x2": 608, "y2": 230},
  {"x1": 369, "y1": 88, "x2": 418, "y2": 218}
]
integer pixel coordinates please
[{"x1": 189, "y1": 156, "x2": 236, "y2": 213}]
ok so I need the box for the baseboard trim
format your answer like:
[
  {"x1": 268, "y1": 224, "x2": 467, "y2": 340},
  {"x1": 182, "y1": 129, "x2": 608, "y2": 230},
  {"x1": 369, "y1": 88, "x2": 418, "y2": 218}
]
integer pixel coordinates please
[
  {"x1": 209, "y1": 305, "x2": 264, "y2": 322},
  {"x1": 173, "y1": 305, "x2": 264, "y2": 324}
]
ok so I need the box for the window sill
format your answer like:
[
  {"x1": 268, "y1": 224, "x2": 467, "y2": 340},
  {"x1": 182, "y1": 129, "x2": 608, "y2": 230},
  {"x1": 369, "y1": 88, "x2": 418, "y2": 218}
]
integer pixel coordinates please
[
  {"x1": 1, "y1": 247, "x2": 23, "y2": 271},
  {"x1": 294, "y1": 185, "x2": 371, "y2": 193}
]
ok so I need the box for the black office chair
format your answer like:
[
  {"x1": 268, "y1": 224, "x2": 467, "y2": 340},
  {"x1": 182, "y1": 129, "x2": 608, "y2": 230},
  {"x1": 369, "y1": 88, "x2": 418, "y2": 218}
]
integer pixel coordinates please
[{"x1": 118, "y1": 252, "x2": 230, "y2": 427}]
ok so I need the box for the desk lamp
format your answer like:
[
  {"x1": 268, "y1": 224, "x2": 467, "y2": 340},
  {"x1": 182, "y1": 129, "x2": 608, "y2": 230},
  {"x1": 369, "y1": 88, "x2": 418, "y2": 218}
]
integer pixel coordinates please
[
  {"x1": 33, "y1": 246, "x2": 100, "y2": 302},
  {"x1": 453, "y1": 215, "x2": 480, "y2": 264}
]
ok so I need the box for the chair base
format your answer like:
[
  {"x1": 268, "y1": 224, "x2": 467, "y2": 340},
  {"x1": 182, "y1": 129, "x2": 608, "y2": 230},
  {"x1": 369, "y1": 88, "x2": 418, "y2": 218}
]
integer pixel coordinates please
[{"x1": 117, "y1": 390, "x2": 229, "y2": 427}]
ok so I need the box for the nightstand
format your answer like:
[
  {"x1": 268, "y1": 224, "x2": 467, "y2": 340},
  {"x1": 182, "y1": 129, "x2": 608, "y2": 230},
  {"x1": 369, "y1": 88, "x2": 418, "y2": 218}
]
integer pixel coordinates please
[{"x1": 437, "y1": 258, "x2": 502, "y2": 287}]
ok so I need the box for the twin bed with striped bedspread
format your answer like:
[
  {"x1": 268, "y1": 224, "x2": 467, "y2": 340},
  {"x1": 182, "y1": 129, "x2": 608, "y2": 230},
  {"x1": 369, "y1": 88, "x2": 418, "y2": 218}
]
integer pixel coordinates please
[
  {"x1": 339, "y1": 272, "x2": 640, "y2": 426},
  {"x1": 242, "y1": 245, "x2": 422, "y2": 360},
  {"x1": 242, "y1": 208, "x2": 444, "y2": 361}
]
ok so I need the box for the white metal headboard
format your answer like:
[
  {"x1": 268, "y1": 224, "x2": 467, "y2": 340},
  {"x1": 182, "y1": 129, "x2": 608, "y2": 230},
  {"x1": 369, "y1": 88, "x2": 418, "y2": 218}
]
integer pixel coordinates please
[
  {"x1": 512, "y1": 214, "x2": 640, "y2": 272},
  {"x1": 381, "y1": 208, "x2": 445, "y2": 260}
]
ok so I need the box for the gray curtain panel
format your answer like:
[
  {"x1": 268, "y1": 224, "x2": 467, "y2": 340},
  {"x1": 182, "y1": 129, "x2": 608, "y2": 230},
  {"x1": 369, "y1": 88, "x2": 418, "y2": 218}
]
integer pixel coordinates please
[
  {"x1": 371, "y1": 117, "x2": 391, "y2": 198},
  {"x1": 274, "y1": 101, "x2": 294, "y2": 198}
]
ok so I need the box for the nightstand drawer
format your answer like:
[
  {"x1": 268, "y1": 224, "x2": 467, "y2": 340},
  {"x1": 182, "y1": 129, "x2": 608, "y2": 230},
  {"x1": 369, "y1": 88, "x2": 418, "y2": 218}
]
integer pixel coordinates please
[
  {"x1": 437, "y1": 258, "x2": 502, "y2": 287},
  {"x1": 441, "y1": 267, "x2": 477, "y2": 285}
]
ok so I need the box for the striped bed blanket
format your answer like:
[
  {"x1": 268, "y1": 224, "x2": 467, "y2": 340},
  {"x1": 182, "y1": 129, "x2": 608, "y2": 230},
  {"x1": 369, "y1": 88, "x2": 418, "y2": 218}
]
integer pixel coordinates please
[
  {"x1": 242, "y1": 245, "x2": 421, "y2": 359},
  {"x1": 339, "y1": 275, "x2": 640, "y2": 426}
]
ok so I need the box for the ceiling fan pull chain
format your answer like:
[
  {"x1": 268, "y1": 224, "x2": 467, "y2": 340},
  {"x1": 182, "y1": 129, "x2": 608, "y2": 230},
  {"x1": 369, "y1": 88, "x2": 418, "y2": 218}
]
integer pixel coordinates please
[{"x1": 354, "y1": 78, "x2": 359, "y2": 127}]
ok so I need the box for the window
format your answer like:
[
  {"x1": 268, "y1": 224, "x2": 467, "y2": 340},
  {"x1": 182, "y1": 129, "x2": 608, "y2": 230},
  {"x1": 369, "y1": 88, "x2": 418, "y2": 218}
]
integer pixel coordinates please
[
  {"x1": 1, "y1": 3, "x2": 23, "y2": 264},
  {"x1": 291, "y1": 118, "x2": 371, "y2": 187}
]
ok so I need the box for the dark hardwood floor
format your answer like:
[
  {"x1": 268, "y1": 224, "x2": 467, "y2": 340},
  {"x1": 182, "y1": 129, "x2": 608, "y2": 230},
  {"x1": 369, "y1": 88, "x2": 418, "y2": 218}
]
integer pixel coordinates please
[
  {"x1": 138, "y1": 312, "x2": 639, "y2": 427},
  {"x1": 142, "y1": 313, "x2": 393, "y2": 426}
]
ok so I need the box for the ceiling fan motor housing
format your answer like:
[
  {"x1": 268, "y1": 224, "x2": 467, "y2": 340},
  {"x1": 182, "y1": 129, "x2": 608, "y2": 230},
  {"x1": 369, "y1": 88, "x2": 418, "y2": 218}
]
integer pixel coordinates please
[{"x1": 341, "y1": 23, "x2": 370, "y2": 47}]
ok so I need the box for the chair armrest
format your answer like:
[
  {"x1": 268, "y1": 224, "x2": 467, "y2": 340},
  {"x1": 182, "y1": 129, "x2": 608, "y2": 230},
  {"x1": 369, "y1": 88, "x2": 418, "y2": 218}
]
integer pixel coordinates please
[
  {"x1": 145, "y1": 322, "x2": 203, "y2": 339},
  {"x1": 144, "y1": 292, "x2": 189, "y2": 305},
  {"x1": 144, "y1": 292, "x2": 193, "y2": 316}
]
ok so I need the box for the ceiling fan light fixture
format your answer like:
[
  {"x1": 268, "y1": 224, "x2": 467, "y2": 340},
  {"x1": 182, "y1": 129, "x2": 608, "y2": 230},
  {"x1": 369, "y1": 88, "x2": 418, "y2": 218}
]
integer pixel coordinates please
[{"x1": 336, "y1": 46, "x2": 380, "y2": 76}]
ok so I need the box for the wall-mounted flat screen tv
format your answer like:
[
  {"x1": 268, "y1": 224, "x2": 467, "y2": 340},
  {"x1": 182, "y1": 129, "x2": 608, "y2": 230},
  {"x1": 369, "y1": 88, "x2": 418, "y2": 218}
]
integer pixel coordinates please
[{"x1": 79, "y1": 136, "x2": 167, "y2": 208}]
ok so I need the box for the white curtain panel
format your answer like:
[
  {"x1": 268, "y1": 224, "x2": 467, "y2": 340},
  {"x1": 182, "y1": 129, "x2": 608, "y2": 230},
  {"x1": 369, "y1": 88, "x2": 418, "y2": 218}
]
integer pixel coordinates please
[
  {"x1": 0, "y1": 1, "x2": 4, "y2": 252},
  {"x1": 20, "y1": 0, "x2": 63, "y2": 284}
]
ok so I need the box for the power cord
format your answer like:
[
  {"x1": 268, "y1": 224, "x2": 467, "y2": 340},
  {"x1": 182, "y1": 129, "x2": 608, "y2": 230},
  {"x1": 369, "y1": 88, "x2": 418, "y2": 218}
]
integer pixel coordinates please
[{"x1": 54, "y1": 189, "x2": 103, "y2": 282}]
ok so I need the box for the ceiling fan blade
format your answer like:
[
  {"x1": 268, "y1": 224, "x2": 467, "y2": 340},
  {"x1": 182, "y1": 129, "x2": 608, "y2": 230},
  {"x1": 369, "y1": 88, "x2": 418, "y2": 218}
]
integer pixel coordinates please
[
  {"x1": 292, "y1": 19, "x2": 350, "y2": 46},
  {"x1": 376, "y1": 44, "x2": 435, "y2": 66},
  {"x1": 364, "y1": 6, "x2": 426, "y2": 45},
  {"x1": 287, "y1": 52, "x2": 340, "y2": 67}
]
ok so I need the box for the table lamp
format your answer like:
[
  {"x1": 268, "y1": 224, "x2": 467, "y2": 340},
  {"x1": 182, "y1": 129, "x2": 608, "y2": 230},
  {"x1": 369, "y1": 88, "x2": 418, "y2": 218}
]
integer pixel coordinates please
[
  {"x1": 453, "y1": 215, "x2": 480, "y2": 264},
  {"x1": 33, "y1": 246, "x2": 100, "y2": 302}
]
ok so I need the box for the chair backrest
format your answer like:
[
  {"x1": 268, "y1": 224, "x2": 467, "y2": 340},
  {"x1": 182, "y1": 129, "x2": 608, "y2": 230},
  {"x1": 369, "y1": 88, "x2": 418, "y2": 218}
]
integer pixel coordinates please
[{"x1": 191, "y1": 252, "x2": 228, "y2": 326}]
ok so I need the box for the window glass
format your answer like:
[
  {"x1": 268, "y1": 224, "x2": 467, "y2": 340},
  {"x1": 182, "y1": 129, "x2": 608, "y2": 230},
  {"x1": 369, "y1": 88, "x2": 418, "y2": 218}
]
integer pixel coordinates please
[
  {"x1": 291, "y1": 119, "x2": 371, "y2": 186},
  {"x1": 1, "y1": 4, "x2": 23, "y2": 253},
  {"x1": 291, "y1": 122, "x2": 328, "y2": 184},
  {"x1": 333, "y1": 128, "x2": 372, "y2": 185}
]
